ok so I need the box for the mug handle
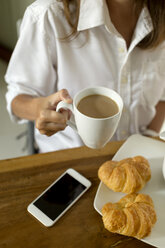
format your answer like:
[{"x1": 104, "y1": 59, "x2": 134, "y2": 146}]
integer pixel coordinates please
[{"x1": 56, "y1": 101, "x2": 77, "y2": 131}]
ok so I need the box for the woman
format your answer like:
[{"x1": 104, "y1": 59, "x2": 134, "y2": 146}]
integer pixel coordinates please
[{"x1": 5, "y1": 0, "x2": 165, "y2": 153}]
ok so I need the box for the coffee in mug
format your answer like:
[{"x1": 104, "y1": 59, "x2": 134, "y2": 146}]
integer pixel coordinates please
[{"x1": 77, "y1": 94, "x2": 119, "y2": 118}]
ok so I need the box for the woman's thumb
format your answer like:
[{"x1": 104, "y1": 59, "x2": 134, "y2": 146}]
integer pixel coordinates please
[{"x1": 60, "y1": 89, "x2": 72, "y2": 103}]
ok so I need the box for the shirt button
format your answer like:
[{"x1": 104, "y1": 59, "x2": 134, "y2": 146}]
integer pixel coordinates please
[
  {"x1": 118, "y1": 47, "x2": 125, "y2": 53},
  {"x1": 123, "y1": 107, "x2": 126, "y2": 113},
  {"x1": 121, "y1": 130, "x2": 127, "y2": 135},
  {"x1": 121, "y1": 76, "x2": 127, "y2": 84}
]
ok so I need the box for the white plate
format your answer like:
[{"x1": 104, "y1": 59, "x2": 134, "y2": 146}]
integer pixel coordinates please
[{"x1": 94, "y1": 134, "x2": 165, "y2": 248}]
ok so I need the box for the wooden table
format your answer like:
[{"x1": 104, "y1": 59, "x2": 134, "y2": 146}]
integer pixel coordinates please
[{"x1": 0, "y1": 140, "x2": 155, "y2": 248}]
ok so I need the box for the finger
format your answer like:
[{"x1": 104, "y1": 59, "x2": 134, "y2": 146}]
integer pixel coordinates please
[
  {"x1": 49, "y1": 89, "x2": 73, "y2": 109},
  {"x1": 59, "y1": 109, "x2": 71, "y2": 120},
  {"x1": 44, "y1": 131, "x2": 57, "y2": 137},
  {"x1": 37, "y1": 109, "x2": 68, "y2": 126},
  {"x1": 60, "y1": 89, "x2": 73, "y2": 103},
  {"x1": 38, "y1": 123, "x2": 67, "y2": 135}
]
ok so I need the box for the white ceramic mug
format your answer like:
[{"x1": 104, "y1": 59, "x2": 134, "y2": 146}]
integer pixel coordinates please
[{"x1": 56, "y1": 87, "x2": 123, "y2": 149}]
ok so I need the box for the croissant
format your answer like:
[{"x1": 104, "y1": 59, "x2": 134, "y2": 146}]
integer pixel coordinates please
[
  {"x1": 98, "y1": 156, "x2": 151, "y2": 193},
  {"x1": 102, "y1": 193, "x2": 157, "y2": 239}
]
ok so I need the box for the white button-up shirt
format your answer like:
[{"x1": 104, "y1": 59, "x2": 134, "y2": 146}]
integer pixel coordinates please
[{"x1": 5, "y1": 0, "x2": 165, "y2": 152}]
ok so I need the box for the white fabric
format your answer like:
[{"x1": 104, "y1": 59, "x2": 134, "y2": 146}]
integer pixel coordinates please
[{"x1": 5, "y1": 0, "x2": 165, "y2": 153}]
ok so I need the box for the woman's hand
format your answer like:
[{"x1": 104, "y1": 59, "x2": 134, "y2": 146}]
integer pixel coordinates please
[{"x1": 36, "y1": 89, "x2": 72, "y2": 136}]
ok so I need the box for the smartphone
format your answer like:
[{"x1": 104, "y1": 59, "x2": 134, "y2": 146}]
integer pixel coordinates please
[{"x1": 27, "y1": 168, "x2": 91, "y2": 227}]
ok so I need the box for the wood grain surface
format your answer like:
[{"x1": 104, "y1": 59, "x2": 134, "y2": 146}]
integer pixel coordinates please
[{"x1": 0, "y1": 140, "x2": 156, "y2": 248}]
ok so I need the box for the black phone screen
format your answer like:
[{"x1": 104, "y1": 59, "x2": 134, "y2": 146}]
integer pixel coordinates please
[{"x1": 33, "y1": 173, "x2": 86, "y2": 221}]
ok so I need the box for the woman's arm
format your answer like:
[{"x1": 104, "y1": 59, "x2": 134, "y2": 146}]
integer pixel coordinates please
[
  {"x1": 147, "y1": 101, "x2": 165, "y2": 132},
  {"x1": 11, "y1": 94, "x2": 41, "y2": 121},
  {"x1": 11, "y1": 89, "x2": 72, "y2": 136}
]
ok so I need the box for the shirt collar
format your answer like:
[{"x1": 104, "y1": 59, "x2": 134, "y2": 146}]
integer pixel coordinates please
[
  {"x1": 77, "y1": 0, "x2": 108, "y2": 31},
  {"x1": 128, "y1": 7, "x2": 153, "y2": 51},
  {"x1": 133, "y1": 6, "x2": 153, "y2": 41},
  {"x1": 77, "y1": 0, "x2": 153, "y2": 40}
]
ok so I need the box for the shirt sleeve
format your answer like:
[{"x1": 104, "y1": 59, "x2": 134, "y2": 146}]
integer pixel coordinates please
[{"x1": 5, "y1": 7, "x2": 57, "y2": 123}]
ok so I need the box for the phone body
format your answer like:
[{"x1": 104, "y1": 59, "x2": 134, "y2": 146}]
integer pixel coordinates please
[{"x1": 27, "y1": 168, "x2": 91, "y2": 227}]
